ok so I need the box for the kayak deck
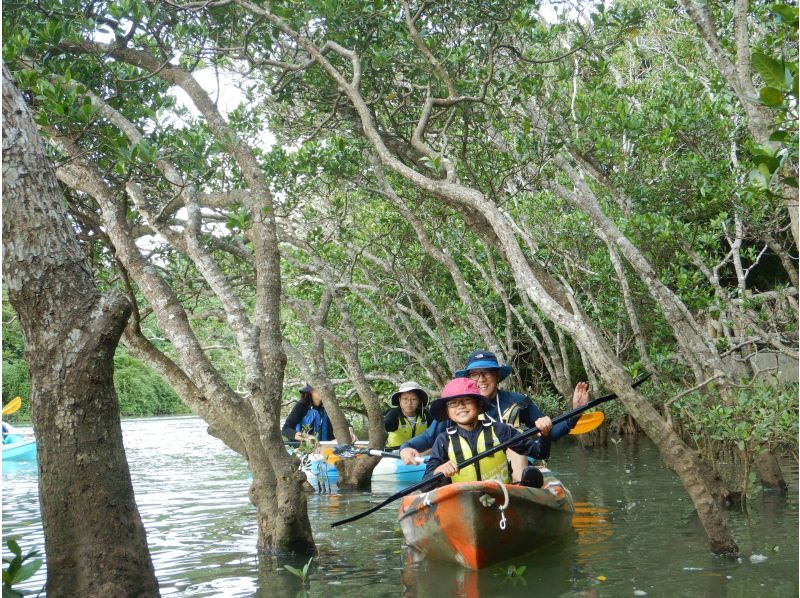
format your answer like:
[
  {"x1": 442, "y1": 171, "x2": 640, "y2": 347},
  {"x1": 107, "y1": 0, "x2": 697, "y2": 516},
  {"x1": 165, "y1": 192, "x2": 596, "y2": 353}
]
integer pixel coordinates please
[
  {"x1": 397, "y1": 472, "x2": 574, "y2": 569},
  {"x1": 301, "y1": 452, "x2": 426, "y2": 484},
  {"x1": 2, "y1": 435, "x2": 37, "y2": 461}
]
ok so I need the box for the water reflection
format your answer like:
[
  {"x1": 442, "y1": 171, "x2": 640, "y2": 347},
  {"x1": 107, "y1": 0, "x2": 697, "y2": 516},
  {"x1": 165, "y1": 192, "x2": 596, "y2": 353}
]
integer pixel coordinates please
[
  {"x1": 572, "y1": 502, "x2": 613, "y2": 563},
  {"x1": 2, "y1": 419, "x2": 798, "y2": 597}
]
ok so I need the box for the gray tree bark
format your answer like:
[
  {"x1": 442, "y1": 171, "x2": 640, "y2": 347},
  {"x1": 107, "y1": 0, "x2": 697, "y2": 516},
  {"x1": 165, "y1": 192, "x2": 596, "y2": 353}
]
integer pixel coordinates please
[
  {"x1": 2, "y1": 63, "x2": 160, "y2": 597},
  {"x1": 42, "y1": 47, "x2": 316, "y2": 556}
]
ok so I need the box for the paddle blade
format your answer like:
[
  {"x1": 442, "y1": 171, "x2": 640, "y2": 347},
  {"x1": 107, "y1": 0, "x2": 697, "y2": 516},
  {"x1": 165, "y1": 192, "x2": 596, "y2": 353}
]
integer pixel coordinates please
[
  {"x1": 331, "y1": 445, "x2": 362, "y2": 459},
  {"x1": 569, "y1": 411, "x2": 605, "y2": 435},
  {"x1": 2, "y1": 397, "x2": 22, "y2": 415}
]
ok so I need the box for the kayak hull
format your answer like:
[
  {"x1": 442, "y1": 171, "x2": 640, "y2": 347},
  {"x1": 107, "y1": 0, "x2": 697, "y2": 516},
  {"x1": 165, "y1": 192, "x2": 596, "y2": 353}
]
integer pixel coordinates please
[
  {"x1": 397, "y1": 472, "x2": 574, "y2": 569},
  {"x1": 2, "y1": 436, "x2": 37, "y2": 461},
  {"x1": 372, "y1": 457, "x2": 426, "y2": 482},
  {"x1": 303, "y1": 454, "x2": 426, "y2": 484}
]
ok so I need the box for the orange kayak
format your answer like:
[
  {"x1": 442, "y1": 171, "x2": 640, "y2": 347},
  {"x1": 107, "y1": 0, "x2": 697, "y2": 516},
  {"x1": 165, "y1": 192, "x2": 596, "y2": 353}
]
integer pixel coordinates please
[{"x1": 397, "y1": 470, "x2": 574, "y2": 569}]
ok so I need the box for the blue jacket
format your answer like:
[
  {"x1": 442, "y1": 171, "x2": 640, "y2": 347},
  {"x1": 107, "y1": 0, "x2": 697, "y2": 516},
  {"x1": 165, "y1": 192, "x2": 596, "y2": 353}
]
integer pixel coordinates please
[
  {"x1": 281, "y1": 401, "x2": 336, "y2": 441},
  {"x1": 401, "y1": 389, "x2": 576, "y2": 453}
]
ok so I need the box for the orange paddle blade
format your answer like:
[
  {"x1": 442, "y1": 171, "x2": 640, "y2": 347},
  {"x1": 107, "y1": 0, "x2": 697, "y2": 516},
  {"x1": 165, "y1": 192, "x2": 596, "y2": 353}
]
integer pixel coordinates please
[
  {"x1": 2, "y1": 396, "x2": 22, "y2": 416},
  {"x1": 569, "y1": 411, "x2": 605, "y2": 434}
]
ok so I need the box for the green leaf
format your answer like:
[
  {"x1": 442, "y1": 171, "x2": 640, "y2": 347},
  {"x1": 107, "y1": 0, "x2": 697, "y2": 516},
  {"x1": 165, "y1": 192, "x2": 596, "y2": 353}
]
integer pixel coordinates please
[
  {"x1": 748, "y1": 168, "x2": 768, "y2": 189},
  {"x1": 771, "y1": 4, "x2": 799, "y2": 25},
  {"x1": 12, "y1": 559, "x2": 42, "y2": 584},
  {"x1": 6, "y1": 541, "x2": 20, "y2": 559},
  {"x1": 759, "y1": 87, "x2": 784, "y2": 106},
  {"x1": 752, "y1": 53, "x2": 788, "y2": 90},
  {"x1": 769, "y1": 130, "x2": 790, "y2": 142},
  {"x1": 284, "y1": 564, "x2": 303, "y2": 577},
  {"x1": 782, "y1": 176, "x2": 798, "y2": 188}
]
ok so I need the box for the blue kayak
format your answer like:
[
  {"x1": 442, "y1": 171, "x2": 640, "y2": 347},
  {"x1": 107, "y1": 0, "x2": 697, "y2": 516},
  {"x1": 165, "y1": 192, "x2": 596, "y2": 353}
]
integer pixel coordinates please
[
  {"x1": 304, "y1": 454, "x2": 426, "y2": 484},
  {"x1": 2, "y1": 434, "x2": 37, "y2": 461}
]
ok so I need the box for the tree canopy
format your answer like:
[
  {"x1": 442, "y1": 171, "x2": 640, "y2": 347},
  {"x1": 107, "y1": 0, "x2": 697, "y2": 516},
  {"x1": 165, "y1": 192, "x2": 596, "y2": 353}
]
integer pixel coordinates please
[{"x1": 2, "y1": 0, "x2": 797, "y2": 556}]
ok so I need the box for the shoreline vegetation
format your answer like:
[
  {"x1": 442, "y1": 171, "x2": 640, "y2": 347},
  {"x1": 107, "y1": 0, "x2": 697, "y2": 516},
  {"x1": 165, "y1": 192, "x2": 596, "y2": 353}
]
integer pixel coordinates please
[{"x1": 4, "y1": 336, "x2": 796, "y2": 460}]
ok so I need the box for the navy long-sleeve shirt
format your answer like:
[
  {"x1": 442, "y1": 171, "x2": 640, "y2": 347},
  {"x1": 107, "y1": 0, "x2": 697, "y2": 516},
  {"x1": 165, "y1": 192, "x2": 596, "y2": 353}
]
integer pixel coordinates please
[
  {"x1": 402, "y1": 389, "x2": 577, "y2": 453},
  {"x1": 281, "y1": 401, "x2": 338, "y2": 441}
]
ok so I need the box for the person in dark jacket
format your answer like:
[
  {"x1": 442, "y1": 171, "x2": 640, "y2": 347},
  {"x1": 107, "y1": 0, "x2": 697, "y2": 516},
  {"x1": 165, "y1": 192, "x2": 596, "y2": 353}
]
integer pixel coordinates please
[
  {"x1": 384, "y1": 381, "x2": 433, "y2": 450},
  {"x1": 422, "y1": 377, "x2": 550, "y2": 487},
  {"x1": 401, "y1": 349, "x2": 588, "y2": 481},
  {"x1": 282, "y1": 385, "x2": 357, "y2": 444}
]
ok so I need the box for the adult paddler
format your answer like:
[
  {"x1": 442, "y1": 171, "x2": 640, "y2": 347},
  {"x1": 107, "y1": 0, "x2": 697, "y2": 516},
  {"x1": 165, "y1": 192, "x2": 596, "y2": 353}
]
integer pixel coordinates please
[
  {"x1": 282, "y1": 384, "x2": 358, "y2": 444},
  {"x1": 400, "y1": 349, "x2": 588, "y2": 482}
]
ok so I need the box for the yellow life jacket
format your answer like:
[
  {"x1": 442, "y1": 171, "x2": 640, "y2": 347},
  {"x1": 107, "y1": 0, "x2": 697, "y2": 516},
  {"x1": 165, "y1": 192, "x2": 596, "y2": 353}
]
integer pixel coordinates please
[
  {"x1": 478, "y1": 396, "x2": 529, "y2": 431},
  {"x1": 447, "y1": 422, "x2": 511, "y2": 484},
  {"x1": 386, "y1": 414, "x2": 428, "y2": 449},
  {"x1": 501, "y1": 402, "x2": 525, "y2": 430}
]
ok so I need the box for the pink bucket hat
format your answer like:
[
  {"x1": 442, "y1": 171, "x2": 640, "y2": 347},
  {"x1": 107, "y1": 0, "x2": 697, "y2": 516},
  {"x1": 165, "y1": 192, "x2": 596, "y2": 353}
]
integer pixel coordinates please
[{"x1": 429, "y1": 378, "x2": 493, "y2": 421}]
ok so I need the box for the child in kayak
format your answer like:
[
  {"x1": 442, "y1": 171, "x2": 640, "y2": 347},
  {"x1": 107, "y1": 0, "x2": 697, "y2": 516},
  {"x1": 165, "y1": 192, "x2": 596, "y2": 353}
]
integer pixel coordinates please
[
  {"x1": 401, "y1": 349, "x2": 588, "y2": 482},
  {"x1": 384, "y1": 381, "x2": 433, "y2": 451},
  {"x1": 422, "y1": 377, "x2": 549, "y2": 487}
]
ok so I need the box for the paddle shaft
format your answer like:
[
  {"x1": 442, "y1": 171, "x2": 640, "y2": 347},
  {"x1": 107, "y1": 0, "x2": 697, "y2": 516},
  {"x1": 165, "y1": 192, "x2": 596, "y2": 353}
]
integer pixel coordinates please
[
  {"x1": 367, "y1": 449, "x2": 425, "y2": 463},
  {"x1": 330, "y1": 372, "x2": 651, "y2": 528},
  {"x1": 328, "y1": 446, "x2": 426, "y2": 463}
]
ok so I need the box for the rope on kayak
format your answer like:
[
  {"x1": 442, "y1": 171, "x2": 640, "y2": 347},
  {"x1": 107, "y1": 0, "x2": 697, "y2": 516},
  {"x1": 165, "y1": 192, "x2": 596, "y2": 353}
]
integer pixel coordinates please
[
  {"x1": 497, "y1": 481, "x2": 509, "y2": 530},
  {"x1": 482, "y1": 480, "x2": 510, "y2": 530}
]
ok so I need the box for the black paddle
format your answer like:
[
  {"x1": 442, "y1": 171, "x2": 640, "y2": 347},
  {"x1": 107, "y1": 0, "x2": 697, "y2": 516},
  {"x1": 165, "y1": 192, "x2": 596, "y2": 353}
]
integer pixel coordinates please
[{"x1": 330, "y1": 372, "x2": 651, "y2": 528}]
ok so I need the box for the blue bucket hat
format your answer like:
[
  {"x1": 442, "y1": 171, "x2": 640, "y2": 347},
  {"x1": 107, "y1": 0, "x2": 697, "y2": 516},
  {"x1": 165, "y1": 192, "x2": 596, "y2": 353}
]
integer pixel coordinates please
[{"x1": 454, "y1": 350, "x2": 512, "y2": 381}]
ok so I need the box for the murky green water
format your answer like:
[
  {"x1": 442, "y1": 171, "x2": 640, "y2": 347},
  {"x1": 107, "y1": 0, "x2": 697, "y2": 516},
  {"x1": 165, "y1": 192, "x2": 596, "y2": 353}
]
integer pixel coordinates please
[{"x1": 2, "y1": 417, "x2": 797, "y2": 596}]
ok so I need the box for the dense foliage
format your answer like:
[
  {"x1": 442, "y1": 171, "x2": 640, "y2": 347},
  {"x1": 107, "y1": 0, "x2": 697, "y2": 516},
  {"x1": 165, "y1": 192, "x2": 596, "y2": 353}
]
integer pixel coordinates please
[{"x1": 2, "y1": 0, "x2": 796, "y2": 465}]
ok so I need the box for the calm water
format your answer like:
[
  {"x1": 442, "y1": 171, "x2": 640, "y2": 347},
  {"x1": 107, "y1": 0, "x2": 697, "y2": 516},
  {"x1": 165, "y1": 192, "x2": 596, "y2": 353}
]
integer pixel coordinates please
[{"x1": 2, "y1": 417, "x2": 797, "y2": 596}]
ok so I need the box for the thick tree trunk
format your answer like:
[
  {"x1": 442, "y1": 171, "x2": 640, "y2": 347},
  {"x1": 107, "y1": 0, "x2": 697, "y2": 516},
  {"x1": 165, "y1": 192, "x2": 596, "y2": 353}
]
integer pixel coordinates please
[
  {"x1": 575, "y1": 328, "x2": 738, "y2": 554},
  {"x1": 2, "y1": 64, "x2": 159, "y2": 596},
  {"x1": 336, "y1": 455, "x2": 381, "y2": 489},
  {"x1": 248, "y1": 444, "x2": 316, "y2": 555}
]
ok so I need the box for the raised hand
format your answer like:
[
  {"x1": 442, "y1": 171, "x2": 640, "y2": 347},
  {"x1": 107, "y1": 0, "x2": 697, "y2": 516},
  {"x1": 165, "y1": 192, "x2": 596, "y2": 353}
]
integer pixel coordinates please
[{"x1": 572, "y1": 381, "x2": 589, "y2": 409}]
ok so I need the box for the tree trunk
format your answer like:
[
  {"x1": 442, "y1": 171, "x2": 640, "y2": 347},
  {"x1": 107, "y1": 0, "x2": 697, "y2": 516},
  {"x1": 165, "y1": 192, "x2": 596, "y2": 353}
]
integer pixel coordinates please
[
  {"x1": 575, "y1": 328, "x2": 738, "y2": 554},
  {"x1": 247, "y1": 443, "x2": 316, "y2": 555},
  {"x1": 753, "y1": 450, "x2": 789, "y2": 494},
  {"x1": 336, "y1": 455, "x2": 381, "y2": 489},
  {"x1": 45, "y1": 49, "x2": 319, "y2": 558},
  {"x1": 2, "y1": 63, "x2": 160, "y2": 596}
]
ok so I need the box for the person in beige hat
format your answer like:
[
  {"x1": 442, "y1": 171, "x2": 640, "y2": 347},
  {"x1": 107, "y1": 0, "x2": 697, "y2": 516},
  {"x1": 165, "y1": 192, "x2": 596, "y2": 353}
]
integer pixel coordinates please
[{"x1": 384, "y1": 381, "x2": 432, "y2": 450}]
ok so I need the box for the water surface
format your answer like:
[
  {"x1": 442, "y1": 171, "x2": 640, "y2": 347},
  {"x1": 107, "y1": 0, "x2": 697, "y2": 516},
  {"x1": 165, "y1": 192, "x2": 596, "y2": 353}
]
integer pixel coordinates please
[{"x1": 2, "y1": 417, "x2": 797, "y2": 596}]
